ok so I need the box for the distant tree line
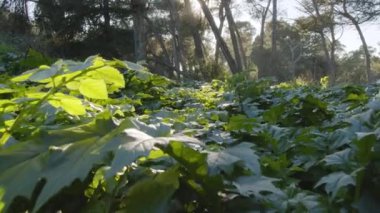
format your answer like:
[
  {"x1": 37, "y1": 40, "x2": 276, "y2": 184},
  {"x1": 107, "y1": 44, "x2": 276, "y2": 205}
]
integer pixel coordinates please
[{"x1": 0, "y1": 0, "x2": 380, "y2": 83}]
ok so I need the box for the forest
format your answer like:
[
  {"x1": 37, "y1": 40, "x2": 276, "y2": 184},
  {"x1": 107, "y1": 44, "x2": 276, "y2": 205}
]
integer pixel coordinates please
[{"x1": 0, "y1": 0, "x2": 380, "y2": 212}]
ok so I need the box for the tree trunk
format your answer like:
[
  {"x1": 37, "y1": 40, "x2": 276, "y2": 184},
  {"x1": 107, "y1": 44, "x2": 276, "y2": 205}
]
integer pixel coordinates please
[
  {"x1": 342, "y1": 0, "x2": 372, "y2": 82},
  {"x1": 214, "y1": 3, "x2": 225, "y2": 66},
  {"x1": 168, "y1": 0, "x2": 187, "y2": 79},
  {"x1": 132, "y1": 0, "x2": 147, "y2": 62},
  {"x1": 272, "y1": 0, "x2": 277, "y2": 54},
  {"x1": 103, "y1": 0, "x2": 110, "y2": 31},
  {"x1": 311, "y1": 0, "x2": 335, "y2": 85},
  {"x1": 223, "y1": 0, "x2": 243, "y2": 72},
  {"x1": 145, "y1": 16, "x2": 174, "y2": 78},
  {"x1": 328, "y1": 2, "x2": 337, "y2": 83},
  {"x1": 198, "y1": 0, "x2": 238, "y2": 74},
  {"x1": 235, "y1": 27, "x2": 248, "y2": 69},
  {"x1": 257, "y1": 0, "x2": 271, "y2": 78},
  {"x1": 184, "y1": 0, "x2": 205, "y2": 75}
]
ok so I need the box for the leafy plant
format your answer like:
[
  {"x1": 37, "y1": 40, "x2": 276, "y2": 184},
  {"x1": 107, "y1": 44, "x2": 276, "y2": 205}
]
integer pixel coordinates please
[{"x1": 0, "y1": 56, "x2": 379, "y2": 212}]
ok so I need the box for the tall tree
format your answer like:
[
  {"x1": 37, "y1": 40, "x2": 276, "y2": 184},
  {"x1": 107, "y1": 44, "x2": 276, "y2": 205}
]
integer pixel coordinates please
[
  {"x1": 197, "y1": 0, "x2": 239, "y2": 74},
  {"x1": 247, "y1": 0, "x2": 272, "y2": 77},
  {"x1": 214, "y1": 2, "x2": 226, "y2": 69},
  {"x1": 301, "y1": 0, "x2": 337, "y2": 84},
  {"x1": 132, "y1": 0, "x2": 147, "y2": 62},
  {"x1": 336, "y1": 0, "x2": 380, "y2": 82},
  {"x1": 102, "y1": 0, "x2": 111, "y2": 34},
  {"x1": 272, "y1": 0, "x2": 277, "y2": 54},
  {"x1": 168, "y1": 0, "x2": 188, "y2": 79},
  {"x1": 223, "y1": 0, "x2": 243, "y2": 71},
  {"x1": 184, "y1": 0, "x2": 206, "y2": 75}
]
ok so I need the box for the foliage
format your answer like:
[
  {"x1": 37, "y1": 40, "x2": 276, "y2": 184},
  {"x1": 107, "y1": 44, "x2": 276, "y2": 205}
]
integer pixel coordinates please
[{"x1": 0, "y1": 57, "x2": 380, "y2": 212}]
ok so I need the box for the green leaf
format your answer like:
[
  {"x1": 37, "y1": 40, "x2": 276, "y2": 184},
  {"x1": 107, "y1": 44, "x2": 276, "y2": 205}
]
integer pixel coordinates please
[
  {"x1": 0, "y1": 115, "x2": 121, "y2": 211},
  {"x1": 59, "y1": 97, "x2": 86, "y2": 115},
  {"x1": 285, "y1": 192, "x2": 321, "y2": 211},
  {"x1": 233, "y1": 176, "x2": 284, "y2": 198},
  {"x1": 263, "y1": 104, "x2": 285, "y2": 124},
  {"x1": 90, "y1": 66, "x2": 125, "y2": 90},
  {"x1": 314, "y1": 172, "x2": 355, "y2": 198},
  {"x1": 225, "y1": 115, "x2": 256, "y2": 131},
  {"x1": 354, "y1": 133, "x2": 376, "y2": 165},
  {"x1": 29, "y1": 65, "x2": 59, "y2": 82},
  {"x1": 162, "y1": 141, "x2": 208, "y2": 177},
  {"x1": 49, "y1": 93, "x2": 86, "y2": 116},
  {"x1": 207, "y1": 143, "x2": 261, "y2": 175},
  {"x1": 124, "y1": 61, "x2": 145, "y2": 72},
  {"x1": 11, "y1": 69, "x2": 37, "y2": 82},
  {"x1": 105, "y1": 127, "x2": 201, "y2": 177},
  {"x1": 0, "y1": 115, "x2": 179, "y2": 212},
  {"x1": 323, "y1": 148, "x2": 352, "y2": 166},
  {"x1": 79, "y1": 78, "x2": 108, "y2": 99},
  {"x1": 120, "y1": 167, "x2": 179, "y2": 213}
]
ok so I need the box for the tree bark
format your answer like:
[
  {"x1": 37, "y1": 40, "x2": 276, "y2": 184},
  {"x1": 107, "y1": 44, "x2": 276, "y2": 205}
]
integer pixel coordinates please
[
  {"x1": 198, "y1": 0, "x2": 238, "y2": 74},
  {"x1": 272, "y1": 0, "x2": 277, "y2": 54},
  {"x1": 103, "y1": 0, "x2": 110, "y2": 31},
  {"x1": 311, "y1": 0, "x2": 336, "y2": 84},
  {"x1": 131, "y1": 0, "x2": 147, "y2": 62},
  {"x1": 184, "y1": 0, "x2": 205, "y2": 74},
  {"x1": 214, "y1": 3, "x2": 225, "y2": 66},
  {"x1": 168, "y1": 0, "x2": 188, "y2": 79},
  {"x1": 257, "y1": 0, "x2": 271, "y2": 78},
  {"x1": 223, "y1": 0, "x2": 243, "y2": 72},
  {"x1": 342, "y1": 0, "x2": 372, "y2": 82},
  {"x1": 235, "y1": 26, "x2": 248, "y2": 69},
  {"x1": 145, "y1": 16, "x2": 174, "y2": 78}
]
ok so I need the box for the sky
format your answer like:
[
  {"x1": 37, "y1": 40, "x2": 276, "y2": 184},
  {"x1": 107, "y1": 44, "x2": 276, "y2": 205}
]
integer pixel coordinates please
[
  {"x1": 276, "y1": 0, "x2": 380, "y2": 55},
  {"x1": 193, "y1": 0, "x2": 380, "y2": 55}
]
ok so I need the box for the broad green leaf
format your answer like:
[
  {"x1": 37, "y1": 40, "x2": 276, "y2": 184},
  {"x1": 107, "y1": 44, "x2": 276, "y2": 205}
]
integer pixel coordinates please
[
  {"x1": 0, "y1": 115, "x2": 123, "y2": 211},
  {"x1": 0, "y1": 114, "x2": 138, "y2": 211},
  {"x1": 323, "y1": 148, "x2": 352, "y2": 166},
  {"x1": 314, "y1": 172, "x2": 355, "y2": 198},
  {"x1": 106, "y1": 128, "x2": 201, "y2": 177},
  {"x1": 11, "y1": 69, "x2": 37, "y2": 82},
  {"x1": 90, "y1": 66, "x2": 125, "y2": 90},
  {"x1": 225, "y1": 115, "x2": 256, "y2": 131},
  {"x1": 59, "y1": 97, "x2": 86, "y2": 115},
  {"x1": 263, "y1": 104, "x2": 285, "y2": 124},
  {"x1": 233, "y1": 176, "x2": 284, "y2": 197},
  {"x1": 207, "y1": 143, "x2": 261, "y2": 175},
  {"x1": 355, "y1": 133, "x2": 376, "y2": 165},
  {"x1": 48, "y1": 93, "x2": 86, "y2": 116},
  {"x1": 162, "y1": 141, "x2": 208, "y2": 177},
  {"x1": 79, "y1": 79, "x2": 108, "y2": 99},
  {"x1": 284, "y1": 192, "x2": 320, "y2": 211},
  {"x1": 0, "y1": 188, "x2": 4, "y2": 212},
  {"x1": 130, "y1": 119, "x2": 171, "y2": 137},
  {"x1": 120, "y1": 167, "x2": 179, "y2": 213},
  {"x1": 66, "y1": 81, "x2": 80, "y2": 90},
  {"x1": 124, "y1": 61, "x2": 145, "y2": 72},
  {"x1": 29, "y1": 65, "x2": 59, "y2": 82}
]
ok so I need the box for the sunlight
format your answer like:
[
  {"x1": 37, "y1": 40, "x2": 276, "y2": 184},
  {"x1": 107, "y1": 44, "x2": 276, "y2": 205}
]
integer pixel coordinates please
[{"x1": 192, "y1": 1, "x2": 202, "y2": 14}]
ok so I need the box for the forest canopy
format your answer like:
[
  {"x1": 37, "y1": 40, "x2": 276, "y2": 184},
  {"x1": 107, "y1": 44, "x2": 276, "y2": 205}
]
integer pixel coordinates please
[{"x1": 1, "y1": 0, "x2": 380, "y2": 83}]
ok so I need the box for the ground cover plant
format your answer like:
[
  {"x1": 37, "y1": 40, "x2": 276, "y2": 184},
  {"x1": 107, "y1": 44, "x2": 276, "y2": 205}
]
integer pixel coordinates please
[{"x1": 0, "y1": 56, "x2": 379, "y2": 212}]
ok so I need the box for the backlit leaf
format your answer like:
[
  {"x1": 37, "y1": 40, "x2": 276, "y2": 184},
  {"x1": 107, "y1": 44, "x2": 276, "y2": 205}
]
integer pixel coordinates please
[{"x1": 79, "y1": 78, "x2": 108, "y2": 99}]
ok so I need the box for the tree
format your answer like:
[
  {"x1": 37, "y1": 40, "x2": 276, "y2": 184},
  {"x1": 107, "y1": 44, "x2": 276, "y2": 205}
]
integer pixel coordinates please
[
  {"x1": 223, "y1": 0, "x2": 243, "y2": 71},
  {"x1": 335, "y1": 0, "x2": 380, "y2": 82},
  {"x1": 246, "y1": 0, "x2": 272, "y2": 77},
  {"x1": 132, "y1": 0, "x2": 147, "y2": 62},
  {"x1": 272, "y1": 0, "x2": 277, "y2": 54},
  {"x1": 298, "y1": 0, "x2": 338, "y2": 84},
  {"x1": 197, "y1": 0, "x2": 239, "y2": 74},
  {"x1": 183, "y1": 0, "x2": 206, "y2": 78}
]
